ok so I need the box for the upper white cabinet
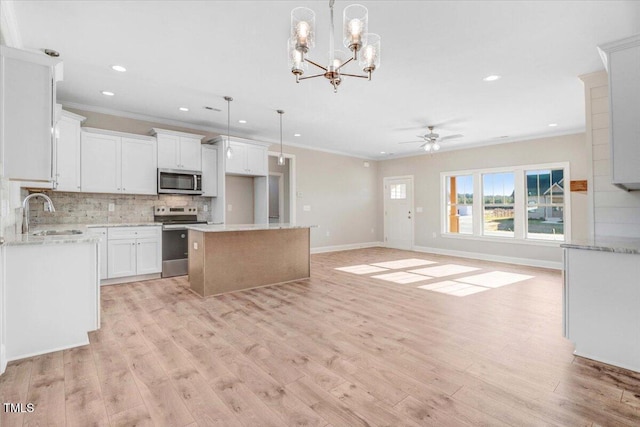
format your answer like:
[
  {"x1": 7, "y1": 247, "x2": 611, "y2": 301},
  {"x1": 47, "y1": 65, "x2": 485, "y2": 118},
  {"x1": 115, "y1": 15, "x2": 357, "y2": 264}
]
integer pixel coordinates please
[
  {"x1": 0, "y1": 46, "x2": 62, "y2": 182},
  {"x1": 55, "y1": 110, "x2": 86, "y2": 192},
  {"x1": 81, "y1": 128, "x2": 157, "y2": 195},
  {"x1": 152, "y1": 128, "x2": 204, "y2": 171},
  {"x1": 217, "y1": 137, "x2": 269, "y2": 176},
  {"x1": 599, "y1": 34, "x2": 640, "y2": 191},
  {"x1": 202, "y1": 145, "x2": 218, "y2": 197}
]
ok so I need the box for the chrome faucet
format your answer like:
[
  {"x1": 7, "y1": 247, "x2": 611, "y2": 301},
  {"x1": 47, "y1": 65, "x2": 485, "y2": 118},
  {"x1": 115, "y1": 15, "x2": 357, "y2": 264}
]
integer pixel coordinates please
[{"x1": 22, "y1": 193, "x2": 55, "y2": 234}]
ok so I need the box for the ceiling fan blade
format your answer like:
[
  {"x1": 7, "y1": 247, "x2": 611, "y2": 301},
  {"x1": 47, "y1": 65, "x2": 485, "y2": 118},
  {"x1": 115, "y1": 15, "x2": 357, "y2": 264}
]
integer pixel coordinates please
[
  {"x1": 398, "y1": 140, "x2": 423, "y2": 144},
  {"x1": 419, "y1": 142, "x2": 427, "y2": 149},
  {"x1": 440, "y1": 134, "x2": 464, "y2": 141}
]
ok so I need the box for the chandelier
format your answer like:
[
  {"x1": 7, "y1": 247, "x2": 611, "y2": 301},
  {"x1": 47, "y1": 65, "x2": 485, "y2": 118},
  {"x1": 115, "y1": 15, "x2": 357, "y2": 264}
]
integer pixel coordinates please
[{"x1": 288, "y1": 0, "x2": 381, "y2": 93}]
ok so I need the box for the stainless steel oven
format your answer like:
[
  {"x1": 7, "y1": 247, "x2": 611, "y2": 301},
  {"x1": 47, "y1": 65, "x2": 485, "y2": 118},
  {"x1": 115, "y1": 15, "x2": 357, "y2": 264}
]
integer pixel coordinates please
[
  {"x1": 157, "y1": 169, "x2": 203, "y2": 195},
  {"x1": 155, "y1": 206, "x2": 206, "y2": 277}
]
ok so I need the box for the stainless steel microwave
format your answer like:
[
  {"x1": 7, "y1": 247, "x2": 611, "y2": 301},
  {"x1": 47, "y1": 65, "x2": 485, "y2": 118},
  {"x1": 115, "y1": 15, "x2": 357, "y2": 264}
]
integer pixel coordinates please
[{"x1": 157, "y1": 169, "x2": 203, "y2": 195}]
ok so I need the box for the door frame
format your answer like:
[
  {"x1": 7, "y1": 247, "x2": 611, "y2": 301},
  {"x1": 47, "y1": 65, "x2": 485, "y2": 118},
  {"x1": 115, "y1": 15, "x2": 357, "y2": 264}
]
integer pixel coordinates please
[
  {"x1": 383, "y1": 175, "x2": 415, "y2": 249},
  {"x1": 268, "y1": 151, "x2": 296, "y2": 225},
  {"x1": 269, "y1": 172, "x2": 285, "y2": 224}
]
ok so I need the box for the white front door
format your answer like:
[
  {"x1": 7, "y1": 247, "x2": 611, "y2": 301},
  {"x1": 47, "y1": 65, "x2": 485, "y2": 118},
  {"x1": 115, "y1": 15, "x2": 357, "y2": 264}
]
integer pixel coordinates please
[{"x1": 384, "y1": 176, "x2": 414, "y2": 250}]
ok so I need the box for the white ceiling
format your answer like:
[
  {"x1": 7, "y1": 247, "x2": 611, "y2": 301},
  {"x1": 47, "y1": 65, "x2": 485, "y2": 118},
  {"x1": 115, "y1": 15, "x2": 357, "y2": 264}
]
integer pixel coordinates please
[{"x1": 7, "y1": 1, "x2": 640, "y2": 159}]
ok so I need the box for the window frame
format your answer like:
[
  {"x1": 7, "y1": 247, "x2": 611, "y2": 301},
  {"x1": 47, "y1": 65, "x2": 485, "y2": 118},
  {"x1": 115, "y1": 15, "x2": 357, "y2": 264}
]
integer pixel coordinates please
[{"x1": 440, "y1": 162, "x2": 571, "y2": 245}]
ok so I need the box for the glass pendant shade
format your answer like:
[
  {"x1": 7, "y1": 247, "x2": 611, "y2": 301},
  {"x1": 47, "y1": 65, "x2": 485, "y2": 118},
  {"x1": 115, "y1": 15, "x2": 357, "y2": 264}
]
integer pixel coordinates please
[
  {"x1": 226, "y1": 143, "x2": 233, "y2": 159},
  {"x1": 343, "y1": 4, "x2": 368, "y2": 53},
  {"x1": 278, "y1": 153, "x2": 285, "y2": 166},
  {"x1": 360, "y1": 33, "x2": 381, "y2": 72},
  {"x1": 433, "y1": 142, "x2": 441, "y2": 151},
  {"x1": 330, "y1": 50, "x2": 348, "y2": 69},
  {"x1": 291, "y1": 7, "x2": 315, "y2": 52},
  {"x1": 288, "y1": 37, "x2": 307, "y2": 75}
]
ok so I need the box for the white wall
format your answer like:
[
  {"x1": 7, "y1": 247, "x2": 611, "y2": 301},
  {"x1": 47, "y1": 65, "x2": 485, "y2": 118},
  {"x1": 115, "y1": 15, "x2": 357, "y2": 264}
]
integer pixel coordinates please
[
  {"x1": 581, "y1": 71, "x2": 640, "y2": 238},
  {"x1": 377, "y1": 133, "x2": 589, "y2": 267}
]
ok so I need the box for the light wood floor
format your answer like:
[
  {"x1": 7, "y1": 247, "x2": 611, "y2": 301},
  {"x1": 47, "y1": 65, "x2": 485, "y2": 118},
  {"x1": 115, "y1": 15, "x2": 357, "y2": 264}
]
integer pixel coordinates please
[{"x1": 1, "y1": 247, "x2": 639, "y2": 426}]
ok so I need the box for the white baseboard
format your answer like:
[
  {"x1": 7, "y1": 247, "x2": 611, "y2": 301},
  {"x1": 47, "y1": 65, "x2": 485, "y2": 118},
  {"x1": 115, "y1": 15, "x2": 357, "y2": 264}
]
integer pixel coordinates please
[
  {"x1": 311, "y1": 241, "x2": 383, "y2": 254},
  {"x1": 100, "y1": 273, "x2": 162, "y2": 286},
  {"x1": 1, "y1": 344, "x2": 7, "y2": 375},
  {"x1": 412, "y1": 245, "x2": 563, "y2": 270}
]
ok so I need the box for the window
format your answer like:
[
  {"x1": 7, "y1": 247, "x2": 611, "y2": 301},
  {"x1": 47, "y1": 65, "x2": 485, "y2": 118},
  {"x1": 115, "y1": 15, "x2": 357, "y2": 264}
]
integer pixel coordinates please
[
  {"x1": 482, "y1": 172, "x2": 515, "y2": 238},
  {"x1": 390, "y1": 183, "x2": 406, "y2": 199},
  {"x1": 446, "y1": 175, "x2": 473, "y2": 234},
  {"x1": 442, "y1": 163, "x2": 569, "y2": 244},
  {"x1": 525, "y1": 169, "x2": 564, "y2": 241}
]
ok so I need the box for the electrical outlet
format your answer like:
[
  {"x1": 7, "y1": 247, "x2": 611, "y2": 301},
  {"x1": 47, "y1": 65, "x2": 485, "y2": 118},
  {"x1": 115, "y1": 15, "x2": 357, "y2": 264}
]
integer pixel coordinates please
[
  {"x1": 108, "y1": 203, "x2": 115, "y2": 212},
  {"x1": 44, "y1": 202, "x2": 50, "y2": 212},
  {"x1": 193, "y1": 242, "x2": 198, "y2": 250},
  {"x1": 203, "y1": 204, "x2": 208, "y2": 212},
  {"x1": 303, "y1": 205, "x2": 311, "y2": 212},
  {"x1": 416, "y1": 207, "x2": 423, "y2": 213},
  {"x1": 227, "y1": 204, "x2": 233, "y2": 212}
]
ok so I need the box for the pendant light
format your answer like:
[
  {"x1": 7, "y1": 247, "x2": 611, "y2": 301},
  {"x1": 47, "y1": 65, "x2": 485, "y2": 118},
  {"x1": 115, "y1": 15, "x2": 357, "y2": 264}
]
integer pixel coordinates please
[
  {"x1": 277, "y1": 110, "x2": 285, "y2": 166},
  {"x1": 224, "y1": 96, "x2": 233, "y2": 159}
]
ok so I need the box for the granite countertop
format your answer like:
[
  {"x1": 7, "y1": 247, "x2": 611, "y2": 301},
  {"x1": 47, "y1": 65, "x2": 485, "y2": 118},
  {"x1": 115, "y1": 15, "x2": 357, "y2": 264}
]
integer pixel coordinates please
[
  {"x1": 2, "y1": 223, "x2": 161, "y2": 246},
  {"x1": 561, "y1": 237, "x2": 640, "y2": 255},
  {"x1": 187, "y1": 223, "x2": 316, "y2": 233}
]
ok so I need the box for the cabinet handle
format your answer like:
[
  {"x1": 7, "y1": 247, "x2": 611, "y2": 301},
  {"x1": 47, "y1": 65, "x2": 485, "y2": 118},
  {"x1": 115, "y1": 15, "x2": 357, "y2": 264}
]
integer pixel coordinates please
[{"x1": 122, "y1": 188, "x2": 126, "y2": 191}]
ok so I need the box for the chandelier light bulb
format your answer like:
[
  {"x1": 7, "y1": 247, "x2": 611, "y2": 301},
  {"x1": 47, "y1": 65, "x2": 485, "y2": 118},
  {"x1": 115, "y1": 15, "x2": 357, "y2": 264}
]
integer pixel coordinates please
[
  {"x1": 349, "y1": 18, "x2": 363, "y2": 40},
  {"x1": 433, "y1": 142, "x2": 441, "y2": 151}
]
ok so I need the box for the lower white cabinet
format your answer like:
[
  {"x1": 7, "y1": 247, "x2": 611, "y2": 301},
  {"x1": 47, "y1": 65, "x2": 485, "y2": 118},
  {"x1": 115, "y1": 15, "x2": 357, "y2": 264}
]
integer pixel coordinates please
[
  {"x1": 91, "y1": 227, "x2": 108, "y2": 280},
  {"x1": 4, "y1": 241, "x2": 99, "y2": 361},
  {"x1": 106, "y1": 226, "x2": 161, "y2": 279}
]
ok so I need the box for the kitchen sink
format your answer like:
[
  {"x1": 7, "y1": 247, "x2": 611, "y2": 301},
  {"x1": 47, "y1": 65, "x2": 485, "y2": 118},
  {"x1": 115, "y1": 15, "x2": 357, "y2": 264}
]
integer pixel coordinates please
[{"x1": 31, "y1": 229, "x2": 83, "y2": 236}]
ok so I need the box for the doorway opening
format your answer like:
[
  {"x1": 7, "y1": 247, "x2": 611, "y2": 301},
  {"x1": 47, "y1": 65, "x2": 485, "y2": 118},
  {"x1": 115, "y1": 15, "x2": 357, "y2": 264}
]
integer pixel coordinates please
[{"x1": 267, "y1": 152, "x2": 296, "y2": 224}]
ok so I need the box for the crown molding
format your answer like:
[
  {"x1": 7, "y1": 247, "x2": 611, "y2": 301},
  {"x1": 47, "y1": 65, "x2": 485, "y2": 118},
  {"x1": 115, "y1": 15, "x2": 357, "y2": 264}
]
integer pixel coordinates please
[{"x1": 60, "y1": 101, "x2": 377, "y2": 161}]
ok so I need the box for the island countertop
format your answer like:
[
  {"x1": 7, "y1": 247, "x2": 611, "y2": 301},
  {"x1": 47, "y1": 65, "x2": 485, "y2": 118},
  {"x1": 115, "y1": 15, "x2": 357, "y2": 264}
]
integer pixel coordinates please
[
  {"x1": 560, "y1": 237, "x2": 640, "y2": 255},
  {"x1": 186, "y1": 223, "x2": 316, "y2": 233}
]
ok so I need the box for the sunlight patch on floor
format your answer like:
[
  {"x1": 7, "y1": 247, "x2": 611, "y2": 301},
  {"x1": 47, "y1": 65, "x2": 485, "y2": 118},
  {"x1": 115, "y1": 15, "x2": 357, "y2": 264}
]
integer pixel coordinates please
[
  {"x1": 370, "y1": 258, "x2": 437, "y2": 269},
  {"x1": 456, "y1": 271, "x2": 534, "y2": 288},
  {"x1": 335, "y1": 265, "x2": 390, "y2": 274},
  {"x1": 371, "y1": 271, "x2": 432, "y2": 284},
  {"x1": 418, "y1": 280, "x2": 489, "y2": 296},
  {"x1": 409, "y1": 264, "x2": 481, "y2": 277}
]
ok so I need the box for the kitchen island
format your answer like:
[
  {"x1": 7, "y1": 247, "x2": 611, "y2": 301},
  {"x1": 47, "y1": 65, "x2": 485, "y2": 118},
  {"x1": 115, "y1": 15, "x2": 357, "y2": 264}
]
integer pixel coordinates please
[
  {"x1": 187, "y1": 224, "x2": 312, "y2": 297},
  {"x1": 562, "y1": 237, "x2": 640, "y2": 373}
]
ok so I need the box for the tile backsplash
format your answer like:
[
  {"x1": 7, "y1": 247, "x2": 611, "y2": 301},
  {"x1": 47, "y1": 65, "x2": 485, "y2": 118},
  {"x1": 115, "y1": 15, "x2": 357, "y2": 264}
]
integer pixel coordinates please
[{"x1": 26, "y1": 191, "x2": 212, "y2": 226}]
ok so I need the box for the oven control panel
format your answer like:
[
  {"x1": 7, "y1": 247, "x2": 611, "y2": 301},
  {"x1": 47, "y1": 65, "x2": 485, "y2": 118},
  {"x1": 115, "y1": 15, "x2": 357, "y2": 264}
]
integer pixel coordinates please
[{"x1": 155, "y1": 206, "x2": 198, "y2": 216}]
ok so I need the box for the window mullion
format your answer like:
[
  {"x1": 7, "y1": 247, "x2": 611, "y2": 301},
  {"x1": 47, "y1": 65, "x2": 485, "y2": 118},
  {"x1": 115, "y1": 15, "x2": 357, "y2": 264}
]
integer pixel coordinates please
[
  {"x1": 514, "y1": 169, "x2": 525, "y2": 240},
  {"x1": 472, "y1": 172, "x2": 483, "y2": 236}
]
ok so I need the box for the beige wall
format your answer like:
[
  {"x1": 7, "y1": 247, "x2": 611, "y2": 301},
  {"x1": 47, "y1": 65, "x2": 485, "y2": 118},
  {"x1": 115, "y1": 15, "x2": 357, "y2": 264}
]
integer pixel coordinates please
[
  {"x1": 268, "y1": 144, "x2": 380, "y2": 249},
  {"x1": 268, "y1": 156, "x2": 290, "y2": 223},
  {"x1": 224, "y1": 176, "x2": 254, "y2": 224},
  {"x1": 377, "y1": 133, "x2": 589, "y2": 265}
]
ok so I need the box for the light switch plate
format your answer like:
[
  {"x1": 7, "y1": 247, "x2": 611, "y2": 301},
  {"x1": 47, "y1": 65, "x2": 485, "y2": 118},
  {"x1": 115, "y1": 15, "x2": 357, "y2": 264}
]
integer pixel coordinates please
[
  {"x1": 227, "y1": 204, "x2": 233, "y2": 212},
  {"x1": 193, "y1": 242, "x2": 198, "y2": 250},
  {"x1": 416, "y1": 207, "x2": 423, "y2": 213},
  {"x1": 108, "y1": 203, "x2": 115, "y2": 212}
]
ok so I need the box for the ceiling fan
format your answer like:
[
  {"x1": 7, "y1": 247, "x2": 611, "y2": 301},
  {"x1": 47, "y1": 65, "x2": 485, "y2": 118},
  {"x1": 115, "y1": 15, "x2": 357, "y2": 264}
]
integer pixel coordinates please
[{"x1": 399, "y1": 126, "x2": 463, "y2": 152}]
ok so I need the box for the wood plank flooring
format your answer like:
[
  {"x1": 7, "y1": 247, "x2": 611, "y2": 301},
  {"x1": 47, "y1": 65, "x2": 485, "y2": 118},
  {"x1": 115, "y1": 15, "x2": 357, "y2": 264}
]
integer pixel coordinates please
[{"x1": 1, "y1": 247, "x2": 639, "y2": 426}]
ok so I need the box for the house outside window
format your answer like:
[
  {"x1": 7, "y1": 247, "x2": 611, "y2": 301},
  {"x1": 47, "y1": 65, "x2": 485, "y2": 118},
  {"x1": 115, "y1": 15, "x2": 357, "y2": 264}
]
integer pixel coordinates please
[{"x1": 441, "y1": 163, "x2": 569, "y2": 244}]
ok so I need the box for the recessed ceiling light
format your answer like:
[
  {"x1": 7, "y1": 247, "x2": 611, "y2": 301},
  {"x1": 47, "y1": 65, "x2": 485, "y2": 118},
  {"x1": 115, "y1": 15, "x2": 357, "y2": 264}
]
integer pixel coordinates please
[
  {"x1": 380, "y1": 151, "x2": 386, "y2": 154},
  {"x1": 179, "y1": 107, "x2": 189, "y2": 112},
  {"x1": 101, "y1": 91, "x2": 115, "y2": 96},
  {"x1": 111, "y1": 65, "x2": 126, "y2": 72},
  {"x1": 294, "y1": 133, "x2": 301, "y2": 137},
  {"x1": 483, "y1": 75, "x2": 502, "y2": 82},
  {"x1": 548, "y1": 123, "x2": 558, "y2": 127},
  {"x1": 238, "y1": 119, "x2": 247, "y2": 124}
]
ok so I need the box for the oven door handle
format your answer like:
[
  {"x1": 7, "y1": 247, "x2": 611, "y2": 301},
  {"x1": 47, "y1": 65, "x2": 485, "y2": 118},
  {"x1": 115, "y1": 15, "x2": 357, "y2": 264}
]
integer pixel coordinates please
[
  {"x1": 194, "y1": 175, "x2": 197, "y2": 191},
  {"x1": 162, "y1": 225, "x2": 189, "y2": 231}
]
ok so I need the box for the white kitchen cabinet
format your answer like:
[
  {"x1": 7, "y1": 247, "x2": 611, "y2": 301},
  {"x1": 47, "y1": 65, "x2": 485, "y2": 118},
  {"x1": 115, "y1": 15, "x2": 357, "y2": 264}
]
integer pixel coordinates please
[
  {"x1": 0, "y1": 46, "x2": 62, "y2": 182},
  {"x1": 55, "y1": 110, "x2": 86, "y2": 192},
  {"x1": 153, "y1": 128, "x2": 205, "y2": 171},
  {"x1": 91, "y1": 227, "x2": 108, "y2": 280},
  {"x1": 5, "y1": 241, "x2": 99, "y2": 361},
  {"x1": 202, "y1": 145, "x2": 218, "y2": 197},
  {"x1": 107, "y1": 226, "x2": 162, "y2": 280},
  {"x1": 218, "y1": 137, "x2": 269, "y2": 176},
  {"x1": 599, "y1": 34, "x2": 640, "y2": 190},
  {"x1": 563, "y1": 247, "x2": 640, "y2": 373},
  {"x1": 81, "y1": 128, "x2": 157, "y2": 195}
]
